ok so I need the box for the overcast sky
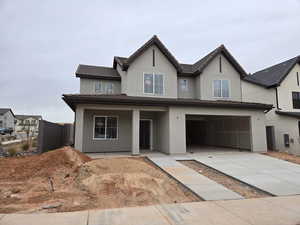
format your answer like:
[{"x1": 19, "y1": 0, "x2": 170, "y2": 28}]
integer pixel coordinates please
[{"x1": 1, "y1": 0, "x2": 300, "y2": 123}]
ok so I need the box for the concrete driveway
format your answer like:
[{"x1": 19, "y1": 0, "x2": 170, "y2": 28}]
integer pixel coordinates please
[{"x1": 193, "y1": 151, "x2": 300, "y2": 196}]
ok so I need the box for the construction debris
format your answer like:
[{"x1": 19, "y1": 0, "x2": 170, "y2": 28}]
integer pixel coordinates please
[{"x1": 0, "y1": 147, "x2": 199, "y2": 213}]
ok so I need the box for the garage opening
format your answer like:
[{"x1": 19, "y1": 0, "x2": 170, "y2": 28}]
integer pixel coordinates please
[{"x1": 186, "y1": 115, "x2": 251, "y2": 152}]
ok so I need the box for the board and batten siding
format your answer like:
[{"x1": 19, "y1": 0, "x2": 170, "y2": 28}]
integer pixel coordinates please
[
  {"x1": 177, "y1": 77, "x2": 196, "y2": 98},
  {"x1": 82, "y1": 110, "x2": 131, "y2": 153},
  {"x1": 80, "y1": 78, "x2": 121, "y2": 95}
]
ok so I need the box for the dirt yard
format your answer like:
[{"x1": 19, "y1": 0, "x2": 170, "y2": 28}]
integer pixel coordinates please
[
  {"x1": 0, "y1": 147, "x2": 199, "y2": 213},
  {"x1": 180, "y1": 160, "x2": 271, "y2": 199},
  {"x1": 263, "y1": 151, "x2": 300, "y2": 165}
]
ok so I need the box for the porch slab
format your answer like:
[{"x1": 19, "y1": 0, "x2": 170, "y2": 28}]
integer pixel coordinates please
[
  {"x1": 148, "y1": 157, "x2": 244, "y2": 201},
  {"x1": 194, "y1": 152, "x2": 300, "y2": 196}
]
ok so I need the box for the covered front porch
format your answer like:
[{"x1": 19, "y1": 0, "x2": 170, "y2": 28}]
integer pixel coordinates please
[{"x1": 74, "y1": 104, "x2": 170, "y2": 155}]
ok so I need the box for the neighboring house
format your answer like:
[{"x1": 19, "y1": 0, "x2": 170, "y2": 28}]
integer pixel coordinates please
[
  {"x1": 63, "y1": 35, "x2": 272, "y2": 154},
  {"x1": 244, "y1": 56, "x2": 300, "y2": 155},
  {"x1": 15, "y1": 115, "x2": 42, "y2": 135},
  {"x1": 0, "y1": 108, "x2": 15, "y2": 131}
]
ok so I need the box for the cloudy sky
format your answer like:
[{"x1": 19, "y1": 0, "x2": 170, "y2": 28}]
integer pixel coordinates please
[{"x1": 1, "y1": 0, "x2": 300, "y2": 123}]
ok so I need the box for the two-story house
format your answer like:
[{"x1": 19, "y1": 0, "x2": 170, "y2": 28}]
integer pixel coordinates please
[
  {"x1": 63, "y1": 35, "x2": 272, "y2": 154},
  {"x1": 0, "y1": 108, "x2": 15, "y2": 131},
  {"x1": 244, "y1": 56, "x2": 300, "y2": 155},
  {"x1": 15, "y1": 115, "x2": 42, "y2": 135}
]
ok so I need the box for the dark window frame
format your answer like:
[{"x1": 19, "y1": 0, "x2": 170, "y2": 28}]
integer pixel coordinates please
[
  {"x1": 292, "y1": 92, "x2": 300, "y2": 109},
  {"x1": 219, "y1": 56, "x2": 222, "y2": 73},
  {"x1": 152, "y1": 49, "x2": 155, "y2": 67}
]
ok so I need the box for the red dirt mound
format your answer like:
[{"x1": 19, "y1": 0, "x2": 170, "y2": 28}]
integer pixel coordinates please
[{"x1": 0, "y1": 146, "x2": 91, "y2": 181}]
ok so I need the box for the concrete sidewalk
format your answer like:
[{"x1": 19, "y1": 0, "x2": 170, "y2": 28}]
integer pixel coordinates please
[
  {"x1": 148, "y1": 157, "x2": 243, "y2": 200},
  {"x1": 1, "y1": 196, "x2": 300, "y2": 225}
]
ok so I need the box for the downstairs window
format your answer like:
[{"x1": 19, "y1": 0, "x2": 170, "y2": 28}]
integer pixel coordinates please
[{"x1": 94, "y1": 116, "x2": 118, "y2": 139}]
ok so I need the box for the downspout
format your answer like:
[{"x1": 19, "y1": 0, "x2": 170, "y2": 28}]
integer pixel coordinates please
[{"x1": 275, "y1": 87, "x2": 281, "y2": 110}]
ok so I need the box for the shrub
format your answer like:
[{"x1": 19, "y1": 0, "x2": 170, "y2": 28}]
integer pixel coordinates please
[
  {"x1": 8, "y1": 147, "x2": 17, "y2": 157},
  {"x1": 22, "y1": 143, "x2": 30, "y2": 151},
  {"x1": 31, "y1": 141, "x2": 37, "y2": 147}
]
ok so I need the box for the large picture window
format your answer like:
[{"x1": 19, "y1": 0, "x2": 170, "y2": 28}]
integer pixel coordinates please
[
  {"x1": 292, "y1": 92, "x2": 300, "y2": 109},
  {"x1": 213, "y1": 80, "x2": 229, "y2": 98},
  {"x1": 144, "y1": 73, "x2": 164, "y2": 95},
  {"x1": 94, "y1": 116, "x2": 118, "y2": 139}
]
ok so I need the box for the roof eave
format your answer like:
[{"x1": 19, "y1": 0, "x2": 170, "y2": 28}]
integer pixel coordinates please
[{"x1": 62, "y1": 95, "x2": 273, "y2": 111}]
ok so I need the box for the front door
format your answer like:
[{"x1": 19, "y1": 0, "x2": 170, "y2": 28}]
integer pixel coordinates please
[
  {"x1": 140, "y1": 120, "x2": 151, "y2": 149},
  {"x1": 266, "y1": 126, "x2": 275, "y2": 151}
]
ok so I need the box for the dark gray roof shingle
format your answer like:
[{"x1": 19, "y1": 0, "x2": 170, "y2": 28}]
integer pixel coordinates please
[
  {"x1": 244, "y1": 56, "x2": 300, "y2": 88},
  {"x1": 76, "y1": 65, "x2": 121, "y2": 80},
  {"x1": 0, "y1": 108, "x2": 14, "y2": 116},
  {"x1": 15, "y1": 115, "x2": 42, "y2": 120},
  {"x1": 79, "y1": 36, "x2": 248, "y2": 80}
]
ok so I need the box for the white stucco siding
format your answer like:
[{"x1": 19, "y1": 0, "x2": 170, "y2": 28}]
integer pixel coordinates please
[
  {"x1": 241, "y1": 80, "x2": 276, "y2": 105},
  {"x1": 199, "y1": 54, "x2": 242, "y2": 101},
  {"x1": 266, "y1": 110, "x2": 300, "y2": 155},
  {"x1": 0, "y1": 111, "x2": 15, "y2": 129},
  {"x1": 168, "y1": 106, "x2": 267, "y2": 154},
  {"x1": 277, "y1": 64, "x2": 300, "y2": 111},
  {"x1": 80, "y1": 78, "x2": 121, "y2": 94},
  {"x1": 125, "y1": 45, "x2": 178, "y2": 98}
]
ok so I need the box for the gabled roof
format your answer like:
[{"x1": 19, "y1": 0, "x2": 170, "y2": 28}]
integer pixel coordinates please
[
  {"x1": 188, "y1": 44, "x2": 248, "y2": 77},
  {"x1": 0, "y1": 108, "x2": 14, "y2": 117},
  {"x1": 76, "y1": 64, "x2": 121, "y2": 80},
  {"x1": 114, "y1": 35, "x2": 182, "y2": 72},
  {"x1": 15, "y1": 115, "x2": 42, "y2": 120},
  {"x1": 244, "y1": 56, "x2": 300, "y2": 88},
  {"x1": 113, "y1": 36, "x2": 247, "y2": 78}
]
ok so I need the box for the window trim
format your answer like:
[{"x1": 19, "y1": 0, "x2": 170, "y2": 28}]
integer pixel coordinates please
[
  {"x1": 212, "y1": 79, "x2": 230, "y2": 98},
  {"x1": 179, "y1": 79, "x2": 188, "y2": 92},
  {"x1": 95, "y1": 81, "x2": 114, "y2": 94},
  {"x1": 292, "y1": 92, "x2": 300, "y2": 109},
  {"x1": 93, "y1": 115, "x2": 118, "y2": 140},
  {"x1": 143, "y1": 72, "x2": 165, "y2": 95}
]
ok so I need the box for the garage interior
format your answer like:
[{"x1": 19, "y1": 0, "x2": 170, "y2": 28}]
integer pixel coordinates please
[{"x1": 186, "y1": 115, "x2": 251, "y2": 151}]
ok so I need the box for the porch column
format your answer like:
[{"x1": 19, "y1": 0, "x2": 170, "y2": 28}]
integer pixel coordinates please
[
  {"x1": 132, "y1": 109, "x2": 140, "y2": 155},
  {"x1": 74, "y1": 106, "x2": 84, "y2": 152},
  {"x1": 250, "y1": 113, "x2": 267, "y2": 152}
]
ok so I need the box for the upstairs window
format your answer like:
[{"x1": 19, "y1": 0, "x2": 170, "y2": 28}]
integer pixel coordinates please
[
  {"x1": 179, "y1": 79, "x2": 188, "y2": 91},
  {"x1": 292, "y1": 92, "x2": 300, "y2": 109},
  {"x1": 213, "y1": 80, "x2": 229, "y2": 98},
  {"x1": 144, "y1": 73, "x2": 164, "y2": 95},
  {"x1": 95, "y1": 82, "x2": 114, "y2": 94}
]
